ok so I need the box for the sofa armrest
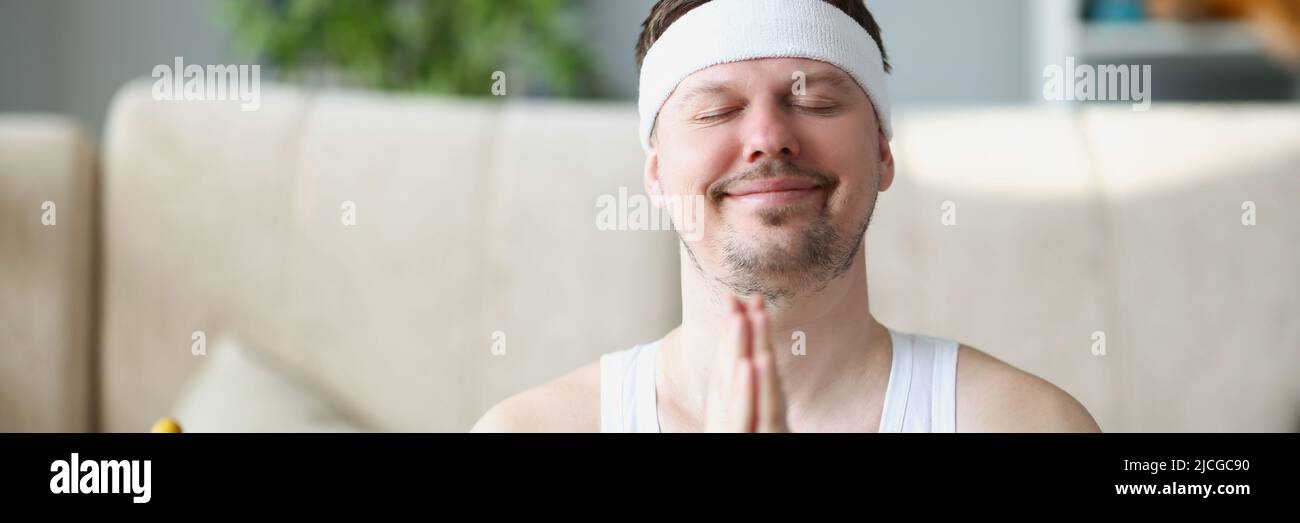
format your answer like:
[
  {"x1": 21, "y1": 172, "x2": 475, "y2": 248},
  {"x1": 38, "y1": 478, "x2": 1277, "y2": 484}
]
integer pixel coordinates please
[{"x1": 0, "y1": 115, "x2": 96, "y2": 432}]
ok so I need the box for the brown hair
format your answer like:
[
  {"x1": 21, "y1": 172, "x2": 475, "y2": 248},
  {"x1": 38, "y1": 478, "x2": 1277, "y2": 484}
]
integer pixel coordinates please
[{"x1": 634, "y1": 0, "x2": 891, "y2": 73}]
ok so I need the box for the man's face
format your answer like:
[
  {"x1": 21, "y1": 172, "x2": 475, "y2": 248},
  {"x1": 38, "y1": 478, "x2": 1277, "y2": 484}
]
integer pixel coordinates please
[{"x1": 648, "y1": 57, "x2": 894, "y2": 301}]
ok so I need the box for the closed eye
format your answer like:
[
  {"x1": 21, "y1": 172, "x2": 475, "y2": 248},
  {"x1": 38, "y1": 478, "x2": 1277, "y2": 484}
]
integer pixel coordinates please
[
  {"x1": 693, "y1": 107, "x2": 741, "y2": 123},
  {"x1": 792, "y1": 102, "x2": 840, "y2": 115}
]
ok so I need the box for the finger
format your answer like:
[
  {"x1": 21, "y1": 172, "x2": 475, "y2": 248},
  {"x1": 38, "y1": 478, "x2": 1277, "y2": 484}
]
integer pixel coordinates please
[
  {"x1": 733, "y1": 296, "x2": 752, "y2": 361},
  {"x1": 729, "y1": 358, "x2": 755, "y2": 432},
  {"x1": 706, "y1": 304, "x2": 749, "y2": 432},
  {"x1": 711, "y1": 303, "x2": 749, "y2": 389},
  {"x1": 746, "y1": 296, "x2": 777, "y2": 429},
  {"x1": 747, "y1": 294, "x2": 772, "y2": 361},
  {"x1": 747, "y1": 295, "x2": 789, "y2": 432},
  {"x1": 754, "y1": 350, "x2": 789, "y2": 432}
]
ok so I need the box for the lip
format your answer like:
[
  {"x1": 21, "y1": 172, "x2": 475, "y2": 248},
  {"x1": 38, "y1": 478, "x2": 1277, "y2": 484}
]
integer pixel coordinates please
[
  {"x1": 724, "y1": 178, "x2": 821, "y2": 197},
  {"x1": 722, "y1": 178, "x2": 824, "y2": 206}
]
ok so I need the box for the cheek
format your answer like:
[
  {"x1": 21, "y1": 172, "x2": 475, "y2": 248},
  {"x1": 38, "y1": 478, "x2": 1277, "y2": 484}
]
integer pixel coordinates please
[
  {"x1": 805, "y1": 126, "x2": 878, "y2": 216},
  {"x1": 801, "y1": 112, "x2": 877, "y2": 164},
  {"x1": 836, "y1": 159, "x2": 879, "y2": 218},
  {"x1": 657, "y1": 129, "x2": 735, "y2": 197}
]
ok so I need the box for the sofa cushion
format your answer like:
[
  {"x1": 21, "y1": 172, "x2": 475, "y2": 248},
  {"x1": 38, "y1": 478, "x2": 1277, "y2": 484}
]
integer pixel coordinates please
[{"x1": 173, "y1": 337, "x2": 363, "y2": 432}]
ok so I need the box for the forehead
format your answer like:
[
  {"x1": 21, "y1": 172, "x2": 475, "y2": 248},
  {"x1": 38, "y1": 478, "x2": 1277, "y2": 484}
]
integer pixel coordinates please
[{"x1": 669, "y1": 57, "x2": 860, "y2": 104}]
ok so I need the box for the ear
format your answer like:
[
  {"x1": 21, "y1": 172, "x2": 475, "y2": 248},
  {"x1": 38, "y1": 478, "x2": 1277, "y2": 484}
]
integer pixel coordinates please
[
  {"x1": 643, "y1": 147, "x2": 663, "y2": 206},
  {"x1": 876, "y1": 129, "x2": 895, "y2": 192}
]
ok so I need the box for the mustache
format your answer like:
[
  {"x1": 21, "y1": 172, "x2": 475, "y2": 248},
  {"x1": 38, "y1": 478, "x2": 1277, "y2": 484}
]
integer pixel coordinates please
[{"x1": 706, "y1": 159, "x2": 838, "y2": 204}]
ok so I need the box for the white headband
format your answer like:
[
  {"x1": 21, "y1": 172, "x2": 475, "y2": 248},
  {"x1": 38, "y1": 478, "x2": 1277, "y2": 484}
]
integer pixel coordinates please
[{"x1": 636, "y1": 0, "x2": 892, "y2": 154}]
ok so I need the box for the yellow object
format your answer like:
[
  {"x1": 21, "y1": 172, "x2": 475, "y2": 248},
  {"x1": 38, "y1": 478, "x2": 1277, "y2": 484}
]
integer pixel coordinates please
[{"x1": 151, "y1": 417, "x2": 183, "y2": 433}]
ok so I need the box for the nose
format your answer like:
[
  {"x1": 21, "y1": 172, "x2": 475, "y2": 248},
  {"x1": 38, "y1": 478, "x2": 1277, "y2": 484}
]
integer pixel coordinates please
[{"x1": 740, "y1": 99, "x2": 800, "y2": 164}]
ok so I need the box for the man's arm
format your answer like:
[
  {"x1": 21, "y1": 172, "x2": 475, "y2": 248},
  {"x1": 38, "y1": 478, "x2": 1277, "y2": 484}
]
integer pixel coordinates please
[
  {"x1": 956, "y1": 345, "x2": 1102, "y2": 433},
  {"x1": 469, "y1": 362, "x2": 601, "y2": 433}
]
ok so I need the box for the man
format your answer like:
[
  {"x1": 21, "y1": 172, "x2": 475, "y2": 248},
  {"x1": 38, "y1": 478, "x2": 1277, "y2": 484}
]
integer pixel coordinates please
[{"x1": 473, "y1": 0, "x2": 1101, "y2": 433}]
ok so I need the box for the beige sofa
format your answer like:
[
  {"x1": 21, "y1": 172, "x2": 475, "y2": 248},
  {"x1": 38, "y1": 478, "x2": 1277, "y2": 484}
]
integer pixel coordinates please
[{"x1": 2, "y1": 80, "x2": 1297, "y2": 432}]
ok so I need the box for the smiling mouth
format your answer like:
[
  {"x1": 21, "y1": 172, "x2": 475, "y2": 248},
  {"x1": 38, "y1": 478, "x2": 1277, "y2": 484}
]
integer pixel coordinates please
[
  {"x1": 722, "y1": 178, "x2": 825, "y2": 206},
  {"x1": 707, "y1": 159, "x2": 839, "y2": 207},
  {"x1": 725, "y1": 187, "x2": 821, "y2": 206}
]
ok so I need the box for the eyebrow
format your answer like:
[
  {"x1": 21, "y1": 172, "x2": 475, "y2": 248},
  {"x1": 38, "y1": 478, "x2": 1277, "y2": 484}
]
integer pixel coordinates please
[
  {"x1": 672, "y1": 81, "x2": 734, "y2": 109},
  {"x1": 799, "y1": 70, "x2": 857, "y2": 93},
  {"x1": 671, "y1": 68, "x2": 858, "y2": 109}
]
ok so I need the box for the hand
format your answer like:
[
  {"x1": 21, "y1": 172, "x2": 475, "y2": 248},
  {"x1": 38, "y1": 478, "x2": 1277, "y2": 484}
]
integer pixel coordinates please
[{"x1": 704, "y1": 295, "x2": 790, "y2": 432}]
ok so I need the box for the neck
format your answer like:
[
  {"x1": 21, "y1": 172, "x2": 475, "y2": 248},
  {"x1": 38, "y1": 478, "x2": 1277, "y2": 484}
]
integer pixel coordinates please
[{"x1": 661, "y1": 244, "x2": 892, "y2": 429}]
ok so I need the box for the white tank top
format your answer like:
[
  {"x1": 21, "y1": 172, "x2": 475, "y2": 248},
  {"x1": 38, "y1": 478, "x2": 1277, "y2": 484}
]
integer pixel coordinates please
[{"x1": 599, "y1": 328, "x2": 960, "y2": 432}]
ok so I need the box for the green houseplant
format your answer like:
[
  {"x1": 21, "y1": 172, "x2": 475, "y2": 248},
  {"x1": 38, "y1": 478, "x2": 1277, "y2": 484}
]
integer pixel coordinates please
[{"x1": 222, "y1": 0, "x2": 599, "y2": 97}]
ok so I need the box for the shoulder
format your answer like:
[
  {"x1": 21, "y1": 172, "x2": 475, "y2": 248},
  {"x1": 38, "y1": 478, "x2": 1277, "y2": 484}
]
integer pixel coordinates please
[
  {"x1": 954, "y1": 344, "x2": 1101, "y2": 433},
  {"x1": 469, "y1": 359, "x2": 603, "y2": 433}
]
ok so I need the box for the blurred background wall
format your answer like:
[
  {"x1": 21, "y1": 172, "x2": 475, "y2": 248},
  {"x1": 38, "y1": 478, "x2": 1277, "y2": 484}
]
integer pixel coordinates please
[
  {"x1": 16, "y1": 0, "x2": 1293, "y2": 137},
  {"x1": 0, "y1": 0, "x2": 229, "y2": 136}
]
